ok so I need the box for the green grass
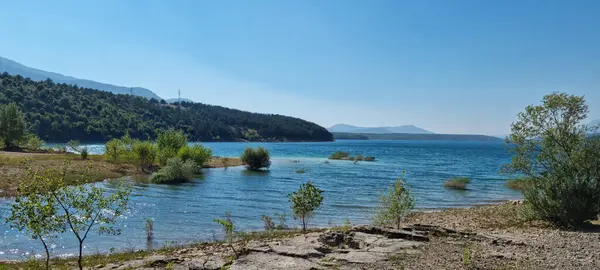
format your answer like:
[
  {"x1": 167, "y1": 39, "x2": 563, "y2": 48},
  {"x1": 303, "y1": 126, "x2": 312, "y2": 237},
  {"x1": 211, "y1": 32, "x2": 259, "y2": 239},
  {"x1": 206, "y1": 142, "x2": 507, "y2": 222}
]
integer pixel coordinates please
[{"x1": 444, "y1": 177, "x2": 471, "y2": 190}]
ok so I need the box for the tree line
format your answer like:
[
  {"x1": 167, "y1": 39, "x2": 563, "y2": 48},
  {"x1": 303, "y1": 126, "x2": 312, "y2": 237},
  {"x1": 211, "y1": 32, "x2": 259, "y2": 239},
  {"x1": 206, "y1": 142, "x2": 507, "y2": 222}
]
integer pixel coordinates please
[{"x1": 0, "y1": 72, "x2": 333, "y2": 142}]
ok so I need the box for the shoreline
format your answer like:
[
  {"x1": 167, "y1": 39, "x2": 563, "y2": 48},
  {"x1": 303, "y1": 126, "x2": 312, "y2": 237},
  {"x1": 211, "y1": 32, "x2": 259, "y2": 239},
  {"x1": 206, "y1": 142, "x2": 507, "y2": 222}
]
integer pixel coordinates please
[{"x1": 2, "y1": 202, "x2": 599, "y2": 269}]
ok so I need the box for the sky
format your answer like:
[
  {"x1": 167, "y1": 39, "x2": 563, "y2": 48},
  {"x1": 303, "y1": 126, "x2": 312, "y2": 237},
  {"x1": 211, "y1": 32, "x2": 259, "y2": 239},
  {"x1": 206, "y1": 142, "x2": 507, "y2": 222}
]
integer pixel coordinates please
[{"x1": 1, "y1": 0, "x2": 599, "y2": 135}]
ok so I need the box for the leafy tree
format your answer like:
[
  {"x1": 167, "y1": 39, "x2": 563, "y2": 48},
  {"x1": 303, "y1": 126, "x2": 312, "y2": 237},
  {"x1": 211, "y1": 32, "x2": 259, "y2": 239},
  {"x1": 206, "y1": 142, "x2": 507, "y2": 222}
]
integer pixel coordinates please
[
  {"x1": 105, "y1": 138, "x2": 126, "y2": 162},
  {"x1": 6, "y1": 167, "x2": 62, "y2": 269},
  {"x1": 504, "y1": 92, "x2": 600, "y2": 226},
  {"x1": 288, "y1": 181, "x2": 324, "y2": 231},
  {"x1": 374, "y1": 175, "x2": 415, "y2": 229},
  {"x1": 132, "y1": 140, "x2": 157, "y2": 171},
  {"x1": 177, "y1": 144, "x2": 212, "y2": 169},
  {"x1": 240, "y1": 146, "x2": 271, "y2": 171},
  {"x1": 0, "y1": 103, "x2": 26, "y2": 149},
  {"x1": 46, "y1": 168, "x2": 131, "y2": 270}
]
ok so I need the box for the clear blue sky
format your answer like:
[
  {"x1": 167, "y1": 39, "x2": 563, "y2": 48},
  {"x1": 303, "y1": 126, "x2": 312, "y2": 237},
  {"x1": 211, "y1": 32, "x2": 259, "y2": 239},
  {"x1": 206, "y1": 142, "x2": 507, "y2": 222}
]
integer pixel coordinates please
[{"x1": 1, "y1": 0, "x2": 599, "y2": 135}]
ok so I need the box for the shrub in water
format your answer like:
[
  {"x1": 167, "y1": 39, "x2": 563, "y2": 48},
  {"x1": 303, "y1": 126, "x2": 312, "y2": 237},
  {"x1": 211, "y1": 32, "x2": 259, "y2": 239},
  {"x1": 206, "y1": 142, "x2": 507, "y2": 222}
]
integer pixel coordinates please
[
  {"x1": 240, "y1": 146, "x2": 271, "y2": 171},
  {"x1": 363, "y1": 156, "x2": 376, "y2": 161},
  {"x1": 444, "y1": 177, "x2": 470, "y2": 190},
  {"x1": 132, "y1": 140, "x2": 157, "y2": 171},
  {"x1": 328, "y1": 151, "x2": 349, "y2": 160},
  {"x1": 151, "y1": 157, "x2": 195, "y2": 184},
  {"x1": 355, "y1": 154, "x2": 364, "y2": 161},
  {"x1": 504, "y1": 177, "x2": 534, "y2": 191},
  {"x1": 177, "y1": 144, "x2": 212, "y2": 169}
]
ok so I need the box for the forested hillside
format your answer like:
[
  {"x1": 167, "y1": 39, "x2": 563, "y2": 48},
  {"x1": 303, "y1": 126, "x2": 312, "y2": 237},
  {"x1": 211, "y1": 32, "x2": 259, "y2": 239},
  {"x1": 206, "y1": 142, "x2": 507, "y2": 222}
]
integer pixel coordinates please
[{"x1": 0, "y1": 73, "x2": 333, "y2": 142}]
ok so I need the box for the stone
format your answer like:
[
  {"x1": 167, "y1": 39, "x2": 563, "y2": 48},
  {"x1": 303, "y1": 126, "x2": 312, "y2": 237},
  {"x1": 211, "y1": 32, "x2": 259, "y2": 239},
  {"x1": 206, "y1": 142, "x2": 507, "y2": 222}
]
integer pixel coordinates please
[
  {"x1": 326, "y1": 251, "x2": 388, "y2": 264},
  {"x1": 269, "y1": 243, "x2": 325, "y2": 258},
  {"x1": 230, "y1": 252, "x2": 323, "y2": 270},
  {"x1": 352, "y1": 225, "x2": 429, "y2": 242}
]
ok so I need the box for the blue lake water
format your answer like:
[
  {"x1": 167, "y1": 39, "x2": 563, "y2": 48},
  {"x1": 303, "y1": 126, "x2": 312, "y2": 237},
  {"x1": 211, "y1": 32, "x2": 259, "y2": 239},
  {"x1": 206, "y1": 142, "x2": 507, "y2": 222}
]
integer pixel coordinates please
[{"x1": 0, "y1": 140, "x2": 521, "y2": 260}]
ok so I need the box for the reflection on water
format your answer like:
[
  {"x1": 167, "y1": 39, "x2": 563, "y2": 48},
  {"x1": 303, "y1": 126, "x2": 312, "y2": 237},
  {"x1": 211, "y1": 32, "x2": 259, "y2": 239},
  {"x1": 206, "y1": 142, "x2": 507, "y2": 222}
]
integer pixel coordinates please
[{"x1": 1, "y1": 140, "x2": 521, "y2": 260}]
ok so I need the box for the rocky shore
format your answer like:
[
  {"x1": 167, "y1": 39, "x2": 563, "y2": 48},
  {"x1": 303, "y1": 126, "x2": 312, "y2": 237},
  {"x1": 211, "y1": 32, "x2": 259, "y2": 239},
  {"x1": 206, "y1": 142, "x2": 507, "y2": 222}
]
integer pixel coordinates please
[{"x1": 13, "y1": 202, "x2": 596, "y2": 270}]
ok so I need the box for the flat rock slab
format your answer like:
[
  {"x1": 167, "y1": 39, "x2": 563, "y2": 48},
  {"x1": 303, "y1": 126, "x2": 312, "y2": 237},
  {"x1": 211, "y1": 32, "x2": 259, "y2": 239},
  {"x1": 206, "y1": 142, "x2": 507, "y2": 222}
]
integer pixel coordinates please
[
  {"x1": 230, "y1": 252, "x2": 323, "y2": 270},
  {"x1": 268, "y1": 242, "x2": 325, "y2": 258},
  {"x1": 367, "y1": 238, "x2": 424, "y2": 253},
  {"x1": 325, "y1": 251, "x2": 388, "y2": 264}
]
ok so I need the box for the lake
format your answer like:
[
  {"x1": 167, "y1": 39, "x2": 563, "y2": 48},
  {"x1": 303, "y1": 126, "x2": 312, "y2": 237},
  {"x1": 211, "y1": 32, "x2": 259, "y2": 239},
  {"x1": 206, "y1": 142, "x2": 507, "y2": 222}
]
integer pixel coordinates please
[{"x1": 0, "y1": 140, "x2": 521, "y2": 260}]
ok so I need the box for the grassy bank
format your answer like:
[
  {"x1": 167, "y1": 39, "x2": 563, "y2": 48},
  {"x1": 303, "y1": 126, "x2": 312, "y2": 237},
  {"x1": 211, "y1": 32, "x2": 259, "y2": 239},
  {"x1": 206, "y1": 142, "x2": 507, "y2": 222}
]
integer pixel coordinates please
[{"x1": 0, "y1": 151, "x2": 242, "y2": 197}]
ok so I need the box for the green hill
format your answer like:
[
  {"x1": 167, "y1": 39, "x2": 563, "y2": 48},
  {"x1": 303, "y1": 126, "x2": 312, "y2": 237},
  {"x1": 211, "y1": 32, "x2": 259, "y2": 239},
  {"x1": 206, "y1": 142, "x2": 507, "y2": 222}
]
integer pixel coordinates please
[{"x1": 0, "y1": 73, "x2": 333, "y2": 142}]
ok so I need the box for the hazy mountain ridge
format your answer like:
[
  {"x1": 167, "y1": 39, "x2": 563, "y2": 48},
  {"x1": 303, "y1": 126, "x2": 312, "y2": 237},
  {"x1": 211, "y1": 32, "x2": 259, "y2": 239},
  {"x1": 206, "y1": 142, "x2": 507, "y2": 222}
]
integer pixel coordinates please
[
  {"x1": 0, "y1": 56, "x2": 162, "y2": 100},
  {"x1": 329, "y1": 124, "x2": 434, "y2": 134}
]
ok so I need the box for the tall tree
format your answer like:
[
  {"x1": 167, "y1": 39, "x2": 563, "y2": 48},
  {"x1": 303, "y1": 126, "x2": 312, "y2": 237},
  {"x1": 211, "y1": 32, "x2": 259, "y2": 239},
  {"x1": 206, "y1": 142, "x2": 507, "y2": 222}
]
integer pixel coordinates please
[{"x1": 0, "y1": 103, "x2": 26, "y2": 149}]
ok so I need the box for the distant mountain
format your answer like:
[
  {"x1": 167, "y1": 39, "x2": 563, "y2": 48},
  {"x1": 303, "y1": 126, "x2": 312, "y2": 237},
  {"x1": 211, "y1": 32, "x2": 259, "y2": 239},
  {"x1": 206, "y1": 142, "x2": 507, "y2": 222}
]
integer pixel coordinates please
[
  {"x1": 332, "y1": 132, "x2": 502, "y2": 142},
  {"x1": 329, "y1": 124, "x2": 434, "y2": 134},
  {"x1": 0, "y1": 56, "x2": 162, "y2": 100},
  {"x1": 166, "y1": 98, "x2": 195, "y2": 104}
]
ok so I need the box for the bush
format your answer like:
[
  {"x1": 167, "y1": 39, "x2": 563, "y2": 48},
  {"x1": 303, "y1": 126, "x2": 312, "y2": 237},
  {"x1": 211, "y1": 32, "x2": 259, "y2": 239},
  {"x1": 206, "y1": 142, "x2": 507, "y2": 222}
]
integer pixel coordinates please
[
  {"x1": 504, "y1": 93, "x2": 600, "y2": 226},
  {"x1": 132, "y1": 140, "x2": 157, "y2": 171},
  {"x1": 296, "y1": 169, "x2": 306, "y2": 174},
  {"x1": 156, "y1": 129, "x2": 187, "y2": 152},
  {"x1": 24, "y1": 134, "x2": 43, "y2": 151},
  {"x1": 80, "y1": 147, "x2": 89, "y2": 159},
  {"x1": 363, "y1": 156, "x2": 376, "y2": 162},
  {"x1": 328, "y1": 151, "x2": 349, "y2": 160},
  {"x1": 522, "y1": 137, "x2": 600, "y2": 226},
  {"x1": 355, "y1": 154, "x2": 364, "y2": 161},
  {"x1": 150, "y1": 157, "x2": 195, "y2": 184},
  {"x1": 444, "y1": 177, "x2": 470, "y2": 190},
  {"x1": 0, "y1": 103, "x2": 26, "y2": 149},
  {"x1": 178, "y1": 144, "x2": 212, "y2": 168},
  {"x1": 374, "y1": 175, "x2": 415, "y2": 229},
  {"x1": 505, "y1": 177, "x2": 534, "y2": 191},
  {"x1": 240, "y1": 147, "x2": 271, "y2": 171},
  {"x1": 105, "y1": 138, "x2": 126, "y2": 162}
]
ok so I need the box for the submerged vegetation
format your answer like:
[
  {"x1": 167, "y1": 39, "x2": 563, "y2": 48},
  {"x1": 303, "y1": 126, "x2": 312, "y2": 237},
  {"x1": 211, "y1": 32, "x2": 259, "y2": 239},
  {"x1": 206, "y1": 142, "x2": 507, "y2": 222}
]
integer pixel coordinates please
[
  {"x1": 328, "y1": 151, "x2": 376, "y2": 161},
  {"x1": 505, "y1": 177, "x2": 534, "y2": 191},
  {"x1": 444, "y1": 177, "x2": 471, "y2": 190}
]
